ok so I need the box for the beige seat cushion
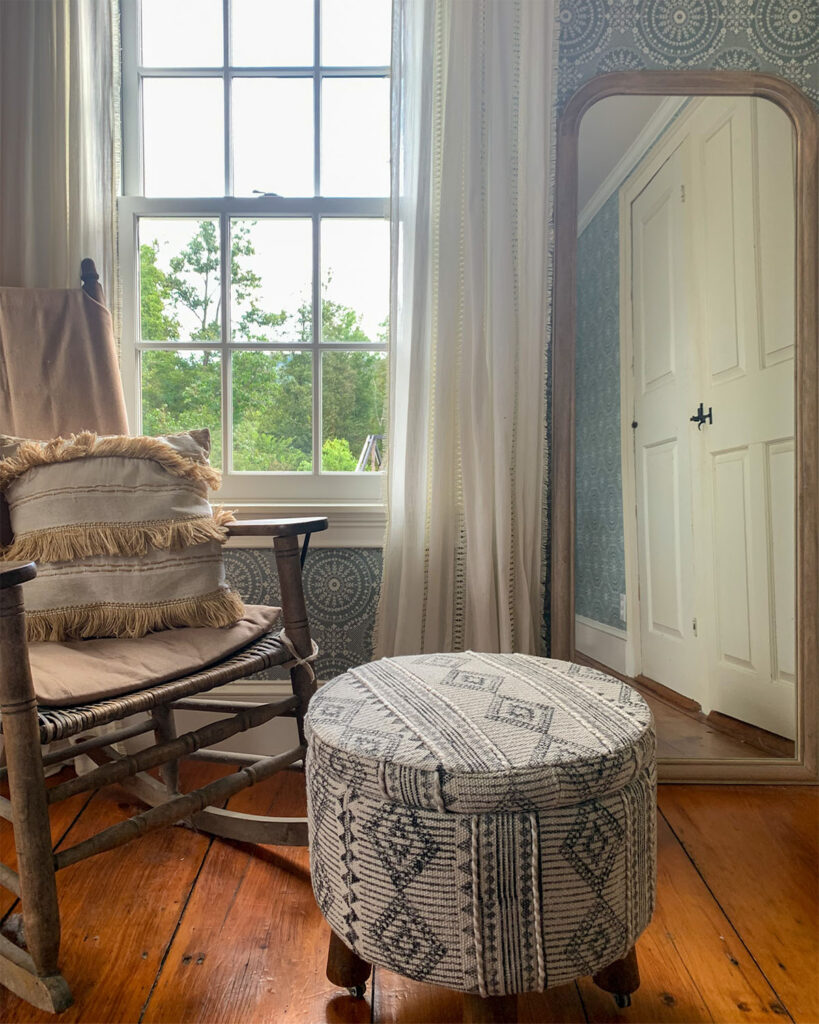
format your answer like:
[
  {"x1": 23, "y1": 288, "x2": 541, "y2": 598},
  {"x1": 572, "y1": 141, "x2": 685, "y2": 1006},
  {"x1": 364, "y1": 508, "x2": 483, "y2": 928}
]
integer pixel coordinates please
[{"x1": 29, "y1": 604, "x2": 281, "y2": 706}]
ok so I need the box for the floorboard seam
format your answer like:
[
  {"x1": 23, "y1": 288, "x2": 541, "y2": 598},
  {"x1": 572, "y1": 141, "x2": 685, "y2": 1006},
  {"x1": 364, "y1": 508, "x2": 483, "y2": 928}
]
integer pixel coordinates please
[
  {"x1": 657, "y1": 805, "x2": 796, "y2": 1024},
  {"x1": 573, "y1": 979, "x2": 591, "y2": 1023},
  {"x1": 137, "y1": 830, "x2": 216, "y2": 1024}
]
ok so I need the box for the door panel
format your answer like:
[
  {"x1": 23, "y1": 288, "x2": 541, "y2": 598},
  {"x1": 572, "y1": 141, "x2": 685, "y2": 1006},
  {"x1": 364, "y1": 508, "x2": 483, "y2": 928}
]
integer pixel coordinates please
[
  {"x1": 711, "y1": 449, "x2": 753, "y2": 666},
  {"x1": 642, "y1": 440, "x2": 684, "y2": 637}
]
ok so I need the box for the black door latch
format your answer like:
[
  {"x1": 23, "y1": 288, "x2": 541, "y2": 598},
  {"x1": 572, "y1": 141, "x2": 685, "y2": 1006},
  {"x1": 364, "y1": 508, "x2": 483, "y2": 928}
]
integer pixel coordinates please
[{"x1": 690, "y1": 402, "x2": 713, "y2": 429}]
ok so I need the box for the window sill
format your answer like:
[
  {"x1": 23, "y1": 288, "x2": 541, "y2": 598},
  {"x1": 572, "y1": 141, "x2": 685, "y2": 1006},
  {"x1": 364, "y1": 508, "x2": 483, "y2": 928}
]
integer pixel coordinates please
[{"x1": 224, "y1": 502, "x2": 386, "y2": 549}]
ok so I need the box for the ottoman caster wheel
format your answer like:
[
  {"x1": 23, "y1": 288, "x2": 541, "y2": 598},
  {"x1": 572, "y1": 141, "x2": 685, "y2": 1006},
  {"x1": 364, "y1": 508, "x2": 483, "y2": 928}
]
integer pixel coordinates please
[
  {"x1": 347, "y1": 984, "x2": 366, "y2": 999},
  {"x1": 614, "y1": 993, "x2": 632, "y2": 1009}
]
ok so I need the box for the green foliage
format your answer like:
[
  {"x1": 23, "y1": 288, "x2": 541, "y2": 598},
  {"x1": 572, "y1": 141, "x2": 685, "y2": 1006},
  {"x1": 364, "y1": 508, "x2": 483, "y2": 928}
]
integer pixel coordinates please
[
  {"x1": 139, "y1": 220, "x2": 387, "y2": 473},
  {"x1": 321, "y1": 437, "x2": 358, "y2": 472}
]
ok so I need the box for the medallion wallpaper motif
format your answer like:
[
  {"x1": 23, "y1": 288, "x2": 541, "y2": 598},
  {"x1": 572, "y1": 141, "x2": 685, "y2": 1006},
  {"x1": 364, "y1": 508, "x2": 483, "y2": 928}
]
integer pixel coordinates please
[
  {"x1": 556, "y1": 0, "x2": 819, "y2": 111},
  {"x1": 224, "y1": 547, "x2": 382, "y2": 680},
  {"x1": 575, "y1": 194, "x2": 625, "y2": 630},
  {"x1": 229, "y1": 3, "x2": 818, "y2": 675}
]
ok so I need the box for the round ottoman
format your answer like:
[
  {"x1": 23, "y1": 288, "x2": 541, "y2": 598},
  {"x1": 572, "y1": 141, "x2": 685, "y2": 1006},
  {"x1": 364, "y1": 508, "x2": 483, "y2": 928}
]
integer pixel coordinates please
[{"x1": 305, "y1": 652, "x2": 656, "y2": 1012}]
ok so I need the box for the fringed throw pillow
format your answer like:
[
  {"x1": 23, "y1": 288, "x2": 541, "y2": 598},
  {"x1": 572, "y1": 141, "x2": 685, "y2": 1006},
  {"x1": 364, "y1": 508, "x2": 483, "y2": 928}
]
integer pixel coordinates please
[{"x1": 0, "y1": 430, "x2": 244, "y2": 641}]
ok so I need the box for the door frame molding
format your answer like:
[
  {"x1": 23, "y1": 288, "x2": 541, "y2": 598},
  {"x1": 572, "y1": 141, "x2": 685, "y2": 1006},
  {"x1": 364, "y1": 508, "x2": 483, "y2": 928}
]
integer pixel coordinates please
[{"x1": 550, "y1": 71, "x2": 818, "y2": 782}]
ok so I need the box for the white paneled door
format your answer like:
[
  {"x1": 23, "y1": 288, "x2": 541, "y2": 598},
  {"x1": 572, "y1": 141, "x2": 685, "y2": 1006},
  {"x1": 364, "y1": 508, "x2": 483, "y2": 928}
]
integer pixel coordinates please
[
  {"x1": 691, "y1": 97, "x2": 796, "y2": 739},
  {"x1": 627, "y1": 97, "x2": 796, "y2": 739}
]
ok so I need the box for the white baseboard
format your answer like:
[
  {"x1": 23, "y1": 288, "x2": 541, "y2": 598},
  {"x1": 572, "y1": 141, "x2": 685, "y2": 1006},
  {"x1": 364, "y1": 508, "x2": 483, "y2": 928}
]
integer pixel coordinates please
[{"x1": 575, "y1": 615, "x2": 628, "y2": 676}]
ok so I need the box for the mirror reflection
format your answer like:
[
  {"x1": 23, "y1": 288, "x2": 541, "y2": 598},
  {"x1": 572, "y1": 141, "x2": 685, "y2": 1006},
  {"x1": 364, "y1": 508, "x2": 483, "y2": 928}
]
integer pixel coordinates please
[{"x1": 574, "y1": 95, "x2": 796, "y2": 759}]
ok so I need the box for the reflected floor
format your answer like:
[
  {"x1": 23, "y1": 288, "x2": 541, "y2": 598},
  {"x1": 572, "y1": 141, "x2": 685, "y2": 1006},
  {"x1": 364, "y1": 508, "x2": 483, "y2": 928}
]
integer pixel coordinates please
[{"x1": 575, "y1": 653, "x2": 790, "y2": 760}]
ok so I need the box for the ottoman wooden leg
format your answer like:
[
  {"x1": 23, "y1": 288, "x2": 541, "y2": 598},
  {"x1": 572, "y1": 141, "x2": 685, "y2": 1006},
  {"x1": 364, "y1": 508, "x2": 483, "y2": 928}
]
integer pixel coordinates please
[
  {"x1": 462, "y1": 992, "x2": 518, "y2": 1023},
  {"x1": 593, "y1": 944, "x2": 640, "y2": 1008},
  {"x1": 326, "y1": 929, "x2": 371, "y2": 999}
]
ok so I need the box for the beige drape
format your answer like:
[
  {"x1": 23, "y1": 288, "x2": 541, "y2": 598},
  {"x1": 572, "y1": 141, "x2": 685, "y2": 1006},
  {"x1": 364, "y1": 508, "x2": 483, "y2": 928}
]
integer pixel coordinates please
[
  {"x1": 0, "y1": 0, "x2": 118, "y2": 292},
  {"x1": 0, "y1": 287, "x2": 127, "y2": 440}
]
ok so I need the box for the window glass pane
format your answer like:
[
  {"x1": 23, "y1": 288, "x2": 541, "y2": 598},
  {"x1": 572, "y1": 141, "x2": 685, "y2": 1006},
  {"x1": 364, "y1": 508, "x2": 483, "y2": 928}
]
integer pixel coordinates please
[
  {"x1": 232, "y1": 0, "x2": 313, "y2": 66},
  {"x1": 321, "y1": 78, "x2": 389, "y2": 197},
  {"x1": 140, "y1": 0, "x2": 223, "y2": 67},
  {"x1": 141, "y1": 350, "x2": 223, "y2": 469},
  {"x1": 232, "y1": 79, "x2": 314, "y2": 196},
  {"x1": 321, "y1": 0, "x2": 391, "y2": 66},
  {"x1": 139, "y1": 219, "x2": 222, "y2": 342},
  {"x1": 232, "y1": 351, "x2": 313, "y2": 471},
  {"x1": 230, "y1": 219, "x2": 312, "y2": 343},
  {"x1": 321, "y1": 219, "x2": 389, "y2": 342},
  {"x1": 322, "y1": 351, "x2": 386, "y2": 471},
  {"x1": 143, "y1": 79, "x2": 224, "y2": 196}
]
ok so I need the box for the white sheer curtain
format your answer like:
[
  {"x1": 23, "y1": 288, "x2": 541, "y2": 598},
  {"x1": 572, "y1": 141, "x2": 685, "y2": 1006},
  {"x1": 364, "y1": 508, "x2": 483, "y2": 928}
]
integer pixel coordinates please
[
  {"x1": 0, "y1": 0, "x2": 118, "y2": 291},
  {"x1": 375, "y1": 0, "x2": 557, "y2": 657}
]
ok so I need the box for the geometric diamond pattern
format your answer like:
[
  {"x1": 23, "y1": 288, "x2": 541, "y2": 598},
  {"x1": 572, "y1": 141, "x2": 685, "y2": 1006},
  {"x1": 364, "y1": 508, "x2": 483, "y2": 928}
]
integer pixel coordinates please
[
  {"x1": 564, "y1": 898, "x2": 628, "y2": 975},
  {"x1": 486, "y1": 694, "x2": 555, "y2": 734},
  {"x1": 441, "y1": 668, "x2": 505, "y2": 693},
  {"x1": 560, "y1": 802, "x2": 624, "y2": 894},
  {"x1": 371, "y1": 802, "x2": 440, "y2": 891},
  {"x1": 369, "y1": 896, "x2": 446, "y2": 981}
]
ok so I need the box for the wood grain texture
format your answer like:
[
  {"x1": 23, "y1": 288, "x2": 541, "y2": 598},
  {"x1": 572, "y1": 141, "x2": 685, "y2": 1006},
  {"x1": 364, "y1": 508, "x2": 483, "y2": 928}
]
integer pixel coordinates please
[
  {"x1": 141, "y1": 770, "x2": 370, "y2": 1024},
  {"x1": 659, "y1": 786, "x2": 819, "y2": 1024},
  {"x1": 551, "y1": 69, "x2": 819, "y2": 783},
  {"x1": 580, "y1": 815, "x2": 791, "y2": 1022},
  {"x1": 0, "y1": 768, "x2": 815, "y2": 1022},
  {"x1": 0, "y1": 766, "x2": 220, "y2": 1023}
]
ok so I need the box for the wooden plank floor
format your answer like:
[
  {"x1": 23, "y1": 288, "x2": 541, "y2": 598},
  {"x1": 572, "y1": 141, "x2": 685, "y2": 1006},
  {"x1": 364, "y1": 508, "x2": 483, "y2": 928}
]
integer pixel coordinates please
[{"x1": 0, "y1": 767, "x2": 815, "y2": 1023}]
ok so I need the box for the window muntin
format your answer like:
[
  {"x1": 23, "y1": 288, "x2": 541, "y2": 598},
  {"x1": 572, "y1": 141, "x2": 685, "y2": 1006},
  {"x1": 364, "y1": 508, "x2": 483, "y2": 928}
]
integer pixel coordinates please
[{"x1": 120, "y1": 0, "x2": 390, "y2": 503}]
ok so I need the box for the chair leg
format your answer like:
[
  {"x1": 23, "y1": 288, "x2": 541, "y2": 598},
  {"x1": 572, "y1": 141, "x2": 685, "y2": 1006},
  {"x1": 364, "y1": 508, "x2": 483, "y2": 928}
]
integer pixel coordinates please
[
  {"x1": 462, "y1": 992, "x2": 518, "y2": 1023},
  {"x1": 150, "y1": 707, "x2": 180, "y2": 796},
  {"x1": 0, "y1": 585, "x2": 72, "y2": 1011},
  {"x1": 273, "y1": 534, "x2": 318, "y2": 744},
  {"x1": 593, "y1": 944, "x2": 640, "y2": 1008},
  {"x1": 326, "y1": 929, "x2": 371, "y2": 997}
]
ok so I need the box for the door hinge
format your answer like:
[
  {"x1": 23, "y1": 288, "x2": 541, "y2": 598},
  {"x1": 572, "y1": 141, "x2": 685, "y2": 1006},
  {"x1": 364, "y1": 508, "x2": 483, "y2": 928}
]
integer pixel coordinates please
[
  {"x1": 680, "y1": 184, "x2": 686, "y2": 203},
  {"x1": 692, "y1": 618, "x2": 698, "y2": 636}
]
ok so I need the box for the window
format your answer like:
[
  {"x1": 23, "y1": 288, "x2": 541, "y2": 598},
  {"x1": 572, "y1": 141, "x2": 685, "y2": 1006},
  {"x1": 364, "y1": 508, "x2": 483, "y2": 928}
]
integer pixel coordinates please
[{"x1": 119, "y1": 0, "x2": 390, "y2": 506}]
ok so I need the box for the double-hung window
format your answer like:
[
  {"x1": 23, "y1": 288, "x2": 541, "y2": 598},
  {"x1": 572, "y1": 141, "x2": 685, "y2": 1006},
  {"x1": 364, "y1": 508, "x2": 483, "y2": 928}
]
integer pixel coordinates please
[{"x1": 119, "y1": 0, "x2": 390, "y2": 509}]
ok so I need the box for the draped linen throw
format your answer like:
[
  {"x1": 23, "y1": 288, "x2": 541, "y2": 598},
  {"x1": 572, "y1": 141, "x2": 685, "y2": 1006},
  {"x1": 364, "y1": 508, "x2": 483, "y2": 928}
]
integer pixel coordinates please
[{"x1": 376, "y1": 0, "x2": 556, "y2": 656}]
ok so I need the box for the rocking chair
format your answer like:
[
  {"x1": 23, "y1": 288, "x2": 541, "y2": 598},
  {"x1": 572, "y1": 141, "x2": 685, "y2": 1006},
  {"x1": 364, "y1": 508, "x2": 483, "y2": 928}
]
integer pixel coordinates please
[{"x1": 0, "y1": 261, "x2": 326, "y2": 1012}]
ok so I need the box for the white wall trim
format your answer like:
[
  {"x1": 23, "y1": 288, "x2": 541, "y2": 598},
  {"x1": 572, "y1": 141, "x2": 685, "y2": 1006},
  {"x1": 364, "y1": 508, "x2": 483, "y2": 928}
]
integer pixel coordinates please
[
  {"x1": 226, "y1": 503, "x2": 386, "y2": 548},
  {"x1": 575, "y1": 616, "x2": 628, "y2": 676},
  {"x1": 578, "y1": 96, "x2": 687, "y2": 236}
]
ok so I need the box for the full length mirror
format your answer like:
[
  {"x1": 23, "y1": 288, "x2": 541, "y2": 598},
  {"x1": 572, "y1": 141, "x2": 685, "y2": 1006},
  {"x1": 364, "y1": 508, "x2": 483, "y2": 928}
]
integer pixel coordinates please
[
  {"x1": 551, "y1": 72, "x2": 818, "y2": 783},
  {"x1": 574, "y1": 93, "x2": 796, "y2": 760}
]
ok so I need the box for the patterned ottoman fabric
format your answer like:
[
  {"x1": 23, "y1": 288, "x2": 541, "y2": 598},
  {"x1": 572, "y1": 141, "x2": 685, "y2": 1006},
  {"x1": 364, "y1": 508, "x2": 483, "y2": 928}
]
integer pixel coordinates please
[{"x1": 305, "y1": 652, "x2": 657, "y2": 997}]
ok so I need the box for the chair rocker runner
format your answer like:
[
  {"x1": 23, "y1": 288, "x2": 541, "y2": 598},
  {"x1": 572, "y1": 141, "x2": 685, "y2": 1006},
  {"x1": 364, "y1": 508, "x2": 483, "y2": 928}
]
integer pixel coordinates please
[{"x1": 0, "y1": 262, "x2": 326, "y2": 1012}]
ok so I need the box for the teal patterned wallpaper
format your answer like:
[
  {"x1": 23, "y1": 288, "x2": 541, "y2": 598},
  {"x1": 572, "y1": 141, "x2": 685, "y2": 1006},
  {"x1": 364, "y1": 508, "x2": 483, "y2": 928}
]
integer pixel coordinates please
[
  {"x1": 557, "y1": 0, "x2": 819, "y2": 111},
  {"x1": 224, "y1": 547, "x2": 382, "y2": 680},
  {"x1": 575, "y1": 194, "x2": 625, "y2": 630}
]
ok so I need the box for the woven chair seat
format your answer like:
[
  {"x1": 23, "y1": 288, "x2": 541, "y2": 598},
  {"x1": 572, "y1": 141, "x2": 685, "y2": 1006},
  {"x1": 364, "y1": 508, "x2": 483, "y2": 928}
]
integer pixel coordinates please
[{"x1": 25, "y1": 609, "x2": 290, "y2": 744}]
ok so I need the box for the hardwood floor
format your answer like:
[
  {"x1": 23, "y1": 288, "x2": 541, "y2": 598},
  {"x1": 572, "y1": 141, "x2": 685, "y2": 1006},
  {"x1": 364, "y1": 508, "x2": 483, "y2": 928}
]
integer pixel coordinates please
[{"x1": 0, "y1": 765, "x2": 815, "y2": 1024}]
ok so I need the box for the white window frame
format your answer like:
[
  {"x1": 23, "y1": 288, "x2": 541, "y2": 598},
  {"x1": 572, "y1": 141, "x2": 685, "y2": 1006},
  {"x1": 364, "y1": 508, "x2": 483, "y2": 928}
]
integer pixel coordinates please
[{"x1": 119, "y1": 0, "x2": 389, "y2": 523}]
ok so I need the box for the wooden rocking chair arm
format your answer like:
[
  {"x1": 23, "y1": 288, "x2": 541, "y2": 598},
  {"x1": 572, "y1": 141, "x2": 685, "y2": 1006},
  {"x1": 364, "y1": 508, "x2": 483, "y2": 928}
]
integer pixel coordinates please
[
  {"x1": 0, "y1": 561, "x2": 36, "y2": 589},
  {"x1": 226, "y1": 517, "x2": 329, "y2": 539}
]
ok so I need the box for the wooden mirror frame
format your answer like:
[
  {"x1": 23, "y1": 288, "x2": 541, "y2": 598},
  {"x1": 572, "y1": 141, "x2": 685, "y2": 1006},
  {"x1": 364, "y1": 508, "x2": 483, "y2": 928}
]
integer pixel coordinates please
[{"x1": 550, "y1": 71, "x2": 818, "y2": 783}]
